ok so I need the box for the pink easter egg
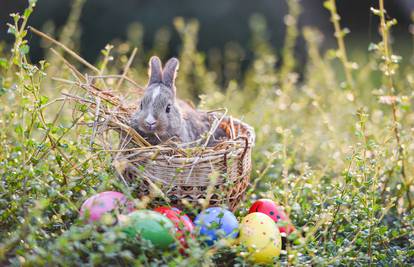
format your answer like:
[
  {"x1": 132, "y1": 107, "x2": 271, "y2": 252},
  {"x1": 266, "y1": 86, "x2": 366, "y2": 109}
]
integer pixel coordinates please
[{"x1": 80, "y1": 191, "x2": 133, "y2": 223}]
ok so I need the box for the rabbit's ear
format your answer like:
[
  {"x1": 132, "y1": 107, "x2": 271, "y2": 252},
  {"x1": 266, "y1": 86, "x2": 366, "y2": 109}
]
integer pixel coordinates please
[
  {"x1": 162, "y1": 57, "x2": 179, "y2": 89},
  {"x1": 148, "y1": 56, "x2": 162, "y2": 85}
]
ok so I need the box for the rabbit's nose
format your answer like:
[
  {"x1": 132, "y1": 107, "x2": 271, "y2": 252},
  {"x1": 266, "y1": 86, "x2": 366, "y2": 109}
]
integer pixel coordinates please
[
  {"x1": 146, "y1": 121, "x2": 156, "y2": 127},
  {"x1": 145, "y1": 115, "x2": 157, "y2": 130},
  {"x1": 146, "y1": 121, "x2": 156, "y2": 131},
  {"x1": 145, "y1": 118, "x2": 156, "y2": 126}
]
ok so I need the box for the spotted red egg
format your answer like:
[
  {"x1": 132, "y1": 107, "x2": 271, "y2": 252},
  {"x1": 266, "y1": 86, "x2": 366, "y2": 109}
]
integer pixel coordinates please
[
  {"x1": 249, "y1": 199, "x2": 295, "y2": 234},
  {"x1": 154, "y1": 206, "x2": 195, "y2": 249}
]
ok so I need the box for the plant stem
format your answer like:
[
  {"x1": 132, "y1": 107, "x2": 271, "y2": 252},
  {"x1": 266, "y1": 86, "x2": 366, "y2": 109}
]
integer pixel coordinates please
[
  {"x1": 326, "y1": 0, "x2": 354, "y2": 89},
  {"x1": 280, "y1": 0, "x2": 301, "y2": 86},
  {"x1": 378, "y1": 0, "x2": 411, "y2": 210}
]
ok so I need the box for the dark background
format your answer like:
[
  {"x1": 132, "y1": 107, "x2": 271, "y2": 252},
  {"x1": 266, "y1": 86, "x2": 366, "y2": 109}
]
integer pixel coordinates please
[{"x1": 1, "y1": 0, "x2": 413, "y2": 64}]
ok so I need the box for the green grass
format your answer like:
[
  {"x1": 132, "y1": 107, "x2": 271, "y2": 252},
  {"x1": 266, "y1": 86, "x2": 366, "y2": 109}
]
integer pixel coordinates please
[{"x1": 1, "y1": 0, "x2": 414, "y2": 266}]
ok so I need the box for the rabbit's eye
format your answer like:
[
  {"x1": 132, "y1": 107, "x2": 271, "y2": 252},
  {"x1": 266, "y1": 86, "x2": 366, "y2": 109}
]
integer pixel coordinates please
[{"x1": 166, "y1": 104, "x2": 171, "y2": 113}]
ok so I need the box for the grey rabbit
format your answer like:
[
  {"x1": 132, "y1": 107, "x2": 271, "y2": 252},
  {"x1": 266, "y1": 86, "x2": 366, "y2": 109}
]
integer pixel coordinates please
[{"x1": 130, "y1": 56, "x2": 225, "y2": 145}]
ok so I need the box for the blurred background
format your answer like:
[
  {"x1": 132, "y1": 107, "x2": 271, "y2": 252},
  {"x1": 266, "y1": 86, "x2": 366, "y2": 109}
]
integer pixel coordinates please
[{"x1": 1, "y1": 0, "x2": 413, "y2": 66}]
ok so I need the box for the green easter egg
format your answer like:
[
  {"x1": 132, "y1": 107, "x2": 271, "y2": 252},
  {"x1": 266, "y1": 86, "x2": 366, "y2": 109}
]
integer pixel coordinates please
[{"x1": 121, "y1": 210, "x2": 176, "y2": 249}]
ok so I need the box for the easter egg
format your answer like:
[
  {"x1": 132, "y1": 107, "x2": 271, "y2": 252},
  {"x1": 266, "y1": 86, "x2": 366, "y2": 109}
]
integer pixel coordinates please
[
  {"x1": 154, "y1": 206, "x2": 195, "y2": 247},
  {"x1": 120, "y1": 210, "x2": 176, "y2": 249},
  {"x1": 239, "y1": 212, "x2": 282, "y2": 264},
  {"x1": 194, "y1": 207, "x2": 239, "y2": 246},
  {"x1": 249, "y1": 199, "x2": 295, "y2": 234},
  {"x1": 80, "y1": 191, "x2": 133, "y2": 223}
]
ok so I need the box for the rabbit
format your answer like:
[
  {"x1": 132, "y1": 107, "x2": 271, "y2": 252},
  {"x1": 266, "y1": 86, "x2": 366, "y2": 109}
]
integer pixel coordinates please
[{"x1": 130, "y1": 56, "x2": 225, "y2": 146}]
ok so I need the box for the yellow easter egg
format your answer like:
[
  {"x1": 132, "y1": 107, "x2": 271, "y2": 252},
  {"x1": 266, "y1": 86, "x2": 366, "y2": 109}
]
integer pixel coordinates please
[{"x1": 239, "y1": 212, "x2": 282, "y2": 264}]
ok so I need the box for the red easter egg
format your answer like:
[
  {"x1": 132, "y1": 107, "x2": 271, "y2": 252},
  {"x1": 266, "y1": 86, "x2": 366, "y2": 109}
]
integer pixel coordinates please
[
  {"x1": 154, "y1": 206, "x2": 195, "y2": 248},
  {"x1": 249, "y1": 199, "x2": 295, "y2": 234}
]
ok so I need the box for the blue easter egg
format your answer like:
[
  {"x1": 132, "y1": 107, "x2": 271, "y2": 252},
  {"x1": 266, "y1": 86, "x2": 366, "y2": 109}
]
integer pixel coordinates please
[{"x1": 194, "y1": 207, "x2": 239, "y2": 245}]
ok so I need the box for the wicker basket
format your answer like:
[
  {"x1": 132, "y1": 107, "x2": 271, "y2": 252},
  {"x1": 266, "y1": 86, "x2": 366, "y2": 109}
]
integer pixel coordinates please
[
  {"x1": 61, "y1": 74, "x2": 255, "y2": 211},
  {"x1": 114, "y1": 114, "x2": 255, "y2": 211}
]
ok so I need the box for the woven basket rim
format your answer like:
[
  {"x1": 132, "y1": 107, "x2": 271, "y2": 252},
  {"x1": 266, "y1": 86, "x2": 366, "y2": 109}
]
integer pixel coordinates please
[{"x1": 117, "y1": 114, "x2": 255, "y2": 162}]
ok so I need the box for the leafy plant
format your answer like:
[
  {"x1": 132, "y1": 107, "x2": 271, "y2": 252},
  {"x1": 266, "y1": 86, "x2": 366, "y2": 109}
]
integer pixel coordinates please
[{"x1": 1, "y1": 0, "x2": 414, "y2": 266}]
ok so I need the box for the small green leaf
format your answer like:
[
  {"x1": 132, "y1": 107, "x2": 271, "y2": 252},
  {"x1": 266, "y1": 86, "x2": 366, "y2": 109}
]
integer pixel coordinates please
[
  {"x1": 23, "y1": 8, "x2": 32, "y2": 19},
  {"x1": 0, "y1": 87, "x2": 6, "y2": 96},
  {"x1": 19, "y1": 45, "x2": 30, "y2": 55},
  {"x1": 15, "y1": 125, "x2": 23, "y2": 135},
  {"x1": 370, "y1": 7, "x2": 380, "y2": 15},
  {"x1": 40, "y1": 95, "x2": 49, "y2": 105},
  {"x1": 79, "y1": 104, "x2": 88, "y2": 112},
  {"x1": 0, "y1": 58, "x2": 7, "y2": 69},
  {"x1": 7, "y1": 26, "x2": 16, "y2": 35},
  {"x1": 323, "y1": 1, "x2": 333, "y2": 10}
]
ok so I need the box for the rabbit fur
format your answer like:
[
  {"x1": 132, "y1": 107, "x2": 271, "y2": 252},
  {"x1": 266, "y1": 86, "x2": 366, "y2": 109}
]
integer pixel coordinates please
[{"x1": 130, "y1": 56, "x2": 224, "y2": 146}]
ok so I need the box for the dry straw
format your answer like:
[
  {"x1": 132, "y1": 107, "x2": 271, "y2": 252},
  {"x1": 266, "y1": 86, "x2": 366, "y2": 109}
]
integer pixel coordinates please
[{"x1": 30, "y1": 27, "x2": 255, "y2": 211}]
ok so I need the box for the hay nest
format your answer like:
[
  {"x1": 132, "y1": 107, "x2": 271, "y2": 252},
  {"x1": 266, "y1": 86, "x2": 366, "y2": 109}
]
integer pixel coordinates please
[{"x1": 31, "y1": 26, "x2": 255, "y2": 211}]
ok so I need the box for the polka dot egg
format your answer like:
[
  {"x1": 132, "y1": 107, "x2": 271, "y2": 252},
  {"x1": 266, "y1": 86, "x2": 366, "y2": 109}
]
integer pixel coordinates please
[
  {"x1": 249, "y1": 199, "x2": 295, "y2": 234},
  {"x1": 239, "y1": 212, "x2": 282, "y2": 264}
]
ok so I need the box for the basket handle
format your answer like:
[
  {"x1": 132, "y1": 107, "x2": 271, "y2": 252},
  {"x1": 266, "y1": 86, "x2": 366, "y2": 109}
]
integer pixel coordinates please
[
  {"x1": 236, "y1": 136, "x2": 249, "y2": 162},
  {"x1": 234, "y1": 136, "x2": 249, "y2": 176}
]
